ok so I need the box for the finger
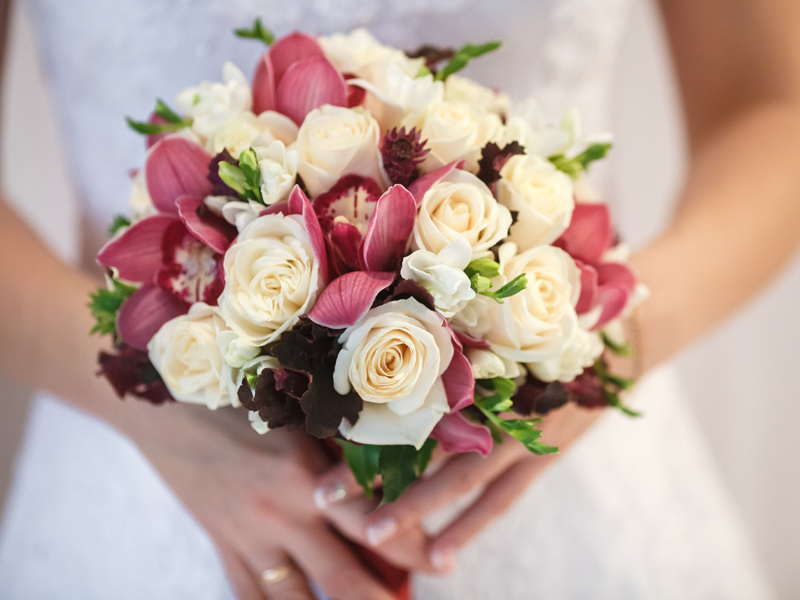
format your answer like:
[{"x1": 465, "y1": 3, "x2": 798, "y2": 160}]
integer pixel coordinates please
[
  {"x1": 363, "y1": 440, "x2": 525, "y2": 547},
  {"x1": 429, "y1": 454, "x2": 558, "y2": 569},
  {"x1": 313, "y1": 461, "x2": 367, "y2": 510},
  {"x1": 284, "y1": 522, "x2": 397, "y2": 600},
  {"x1": 216, "y1": 545, "x2": 267, "y2": 600},
  {"x1": 325, "y1": 495, "x2": 438, "y2": 573},
  {"x1": 234, "y1": 532, "x2": 315, "y2": 600}
]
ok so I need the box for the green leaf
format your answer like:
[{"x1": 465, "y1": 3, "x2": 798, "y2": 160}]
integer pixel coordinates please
[
  {"x1": 414, "y1": 438, "x2": 437, "y2": 476},
  {"x1": 238, "y1": 148, "x2": 264, "y2": 203},
  {"x1": 594, "y1": 359, "x2": 641, "y2": 417},
  {"x1": 600, "y1": 331, "x2": 633, "y2": 357},
  {"x1": 154, "y1": 99, "x2": 185, "y2": 124},
  {"x1": 497, "y1": 418, "x2": 559, "y2": 455},
  {"x1": 108, "y1": 215, "x2": 131, "y2": 236},
  {"x1": 88, "y1": 279, "x2": 138, "y2": 336},
  {"x1": 234, "y1": 17, "x2": 275, "y2": 46},
  {"x1": 604, "y1": 390, "x2": 642, "y2": 418},
  {"x1": 415, "y1": 64, "x2": 432, "y2": 78},
  {"x1": 483, "y1": 273, "x2": 528, "y2": 302},
  {"x1": 338, "y1": 440, "x2": 382, "y2": 499},
  {"x1": 218, "y1": 162, "x2": 247, "y2": 196},
  {"x1": 549, "y1": 142, "x2": 612, "y2": 179},
  {"x1": 434, "y1": 40, "x2": 502, "y2": 81},
  {"x1": 125, "y1": 117, "x2": 188, "y2": 136}
]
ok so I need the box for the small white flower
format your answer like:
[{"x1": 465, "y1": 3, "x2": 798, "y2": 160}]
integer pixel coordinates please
[
  {"x1": 400, "y1": 239, "x2": 476, "y2": 318},
  {"x1": 128, "y1": 169, "x2": 156, "y2": 222},
  {"x1": 443, "y1": 74, "x2": 509, "y2": 116},
  {"x1": 528, "y1": 326, "x2": 604, "y2": 383},
  {"x1": 466, "y1": 347, "x2": 522, "y2": 380}
]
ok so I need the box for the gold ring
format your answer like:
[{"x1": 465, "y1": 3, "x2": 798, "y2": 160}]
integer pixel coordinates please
[{"x1": 260, "y1": 564, "x2": 293, "y2": 585}]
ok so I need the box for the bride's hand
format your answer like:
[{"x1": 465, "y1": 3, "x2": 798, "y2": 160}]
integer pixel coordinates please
[
  {"x1": 127, "y1": 403, "x2": 401, "y2": 600},
  {"x1": 314, "y1": 404, "x2": 603, "y2": 572}
]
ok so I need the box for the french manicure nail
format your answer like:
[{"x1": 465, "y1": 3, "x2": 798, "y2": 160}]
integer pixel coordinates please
[
  {"x1": 313, "y1": 480, "x2": 346, "y2": 510},
  {"x1": 365, "y1": 518, "x2": 398, "y2": 546},
  {"x1": 431, "y1": 548, "x2": 456, "y2": 573}
]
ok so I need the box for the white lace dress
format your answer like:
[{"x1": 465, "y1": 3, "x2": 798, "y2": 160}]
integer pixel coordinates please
[{"x1": 0, "y1": 0, "x2": 775, "y2": 598}]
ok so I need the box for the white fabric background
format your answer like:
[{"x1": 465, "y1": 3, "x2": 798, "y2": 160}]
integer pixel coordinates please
[{"x1": 0, "y1": 0, "x2": 797, "y2": 595}]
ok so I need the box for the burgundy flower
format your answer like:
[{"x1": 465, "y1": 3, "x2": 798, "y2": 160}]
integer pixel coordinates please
[{"x1": 381, "y1": 127, "x2": 429, "y2": 187}]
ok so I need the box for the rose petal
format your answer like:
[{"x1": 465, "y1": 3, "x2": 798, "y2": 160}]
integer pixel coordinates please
[
  {"x1": 361, "y1": 185, "x2": 416, "y2": 272},
  {"x1": 407, "y1": 160, "x2": 465, "y2": 206},
  {"x1": 288, "y1": 186, "x2": 329, "y2": 283},
  {"x1": 554, "y1": 202, "x2": 612, "y2": 264},
  {"x1": 308, "y1": 271, "x2": 395, "y2": 329},
  {"x1": 252, "y1": 53, "x2": 277, "y2": 114},
  {"x1": 276, "y1": 56, "x2": 348, "y2": 125},
  {"x1": 269, "y1": 32, "x2": 325, "y2": 84},
  {"x1": 575, "y1": 262, "x2": 599, "y2": 314},
  {"x1": 96, "y1": 214, "x2": 178, "y2": 283},
  {"x1": 176, "y1": 196, "x2": 237, "y2": 254},
  {"x1": 145, "y1": 137, "x2": 213, "y2": 214},
  {"x1": 117, "y1": 284, "x2": 188, "y2": 351},
  {"x1": 441, "y1": 344, "x2": 475, "y2": 411},
  {"x1": 431, "y1": 412, "x2": 493, "y2": 456}
]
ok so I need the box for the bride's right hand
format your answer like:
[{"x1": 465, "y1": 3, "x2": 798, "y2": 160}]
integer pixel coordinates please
[{"x1": 124, "y1": 402, "x2": 400, "y2": 600}]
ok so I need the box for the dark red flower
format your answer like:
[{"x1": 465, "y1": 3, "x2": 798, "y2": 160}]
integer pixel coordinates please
[{"x1": 381, "y1": 127, "x2": 429, "y2": 187}]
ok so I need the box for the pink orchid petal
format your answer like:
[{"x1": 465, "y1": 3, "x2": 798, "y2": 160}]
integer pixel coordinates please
[
  {"x1": 555, "y1": 202, "x2": 613, "y2": 265},
  {"x1": 176, "y1": 196, "x2": 236, "y2": 254},
  {"x1": 308, "y1": 271, "x2": 395, "y2": 329},
  {"x1": 442, "y1": 345, "x2": 475, "y2": 411},
  {"x1": 288, "y1": 186, "x2": 329, "y2": 283},
  {"x1": 269, "y1": 32, "x2": 325, "y2": 84},
  {"x1": 96, "y1": 215, "x2": 178, "y2": 283},
  {"x1": 575, "y1": 262, "x2": 599, "y2": 314},
  {"x1": 330, "y1": 221, "x2": 364, "y2": 273},
  {"x1": 361, "y1": 185, "x2": 416, "y2": 272},
  {"x1": 596, "y1": 262, "x2": 637, "y2": 295},
  {"x1": 408, "y1": 160, "x2": 465, "y2": 206},
  {"x1": 592, "y1": 283, "x2": 631, "y2": 331},
  {"x1": 259, "y1": 201, "x2": 289, "y2": 217},
  {"x1": 276, "y1": 56, "x2": 347, "y2": 125},
  {"x1": 252, "y1": 53, "x2": 277, "y2": 114},
  {"x1": 145, "y1": 137, "x2": 213, "y2": 214},
  {"x1": 454, "y1": 330, "x2": 491, "y2": 349},
  {"x1": 312, "y1": 175, "x2": 382, "y2": 234},
  {"x1": 117, "y1": 284, "x2": 189, "y2": 351},
  {"x1": 431, "y1": 412, "x2": 493, "y2": 456}
]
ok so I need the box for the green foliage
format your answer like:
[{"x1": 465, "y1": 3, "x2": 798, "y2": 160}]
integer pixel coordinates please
[
  {"x1": 337, "y1": 438, "x2": 437, "y2": 502},
  {"x1": 108, "y1": 215, "x2": 131, "y2": 236},
  {"x1": 465, "y1": 258, "x2": 527, "y2": 303},
  {"x1": 594, "y1": 360, "x2": 641, "y2": 418},
  {"x1": 234, "y1": 17, "x2": 275, "y2": 46},
  {"x1": 219, "y1": 148, "x2": 264, "y2": 204},
  {"x1": 601, "y1": 331, "x2": 633, "y2": 357},
  {"x1": 88, "y1": 279, "x2": 137, "y2": 336},
  {"x1": 415, "y1": 64, "x2": 432, "y2": 78},
  {"x1": 549, "y1": 142, "x2": 612, "y2": 179},
  {"x1": 434, "y1": 40, "x2": 502, "y2": 81},
  {"x1": 474, "y1": 377, "x2": 559, "y2": 455},
  {"x1": 126, "y1": 98, "x2": 192, "y2": 136}
]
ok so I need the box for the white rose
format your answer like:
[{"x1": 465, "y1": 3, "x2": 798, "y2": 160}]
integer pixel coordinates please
[
  {"x1": 176, "y1": 62, "x2": 252, "y2": 140},
  {"x1": 290, "y1": 105, "x2": 389, "y2": 197},
  {"x1": 402, "y1": 100, "x2": 502, "y2": 173},
  {"x1": 400, "y1": 239, "x2": 475, "y2": 318},
  {"x1": 219, "y1": 213, "x2": 321, "y2": 347},
  {"x1": 333, "y1": 298, "x2": 453, "y2": 449},
  {"x1": 319, "y1": 28, "x2": 423, "y2": 78},
  {"x1": 449, "y1": 294, "x2": 493, "y2": 340},
  {"x1": 466, "y1": 347, "x2": 522, "y2": 380},
  {"x1": 414, "y1": 169, "x2": 512, "y2": 258},
  {"x1": 497, "y1": 154, "x2": 575, "y2": 249},
  {"x1": 443, "y1": 74, "x2": 509, "y2": 116},
  {"x1": 486, "y1": 243, "x2": 581, "y2": 363},
  {"x1": 528, "y1": 327, "x2": 603, "y2": 383},
  {"x1": 206, "y1": 110, "x2": 300, "y2": 158},
  {"x1": 148, "y1": 303, "x2": 238, "y2": 409}
]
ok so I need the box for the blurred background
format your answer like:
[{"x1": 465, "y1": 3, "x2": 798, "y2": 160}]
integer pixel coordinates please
[{"x1": 1, "y1": 0, "x2": 798, "y2": 596}]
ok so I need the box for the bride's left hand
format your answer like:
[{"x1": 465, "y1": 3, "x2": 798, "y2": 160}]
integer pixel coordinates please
[{"x1": 316, "y1": 403, "x2": 604, "y2": 572}]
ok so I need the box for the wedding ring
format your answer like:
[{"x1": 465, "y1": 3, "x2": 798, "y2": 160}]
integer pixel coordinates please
[{"x1": 260, "y1": 564, "x2": 293, "y2": 585}]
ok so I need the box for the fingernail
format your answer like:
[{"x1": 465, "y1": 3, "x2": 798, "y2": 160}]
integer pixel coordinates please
[
  {"x1": 365, "y1": 518, "x2": 398, "y2": 547},
  {"x1": 431, "y1": 548, "x2": 457, "y2": 573},
  {"x1": 313, "y1": 480, "x2": 346, "y2": 510}
]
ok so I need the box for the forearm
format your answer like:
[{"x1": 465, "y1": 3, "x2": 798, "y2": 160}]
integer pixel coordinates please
[{"x1": 632, "y1": 101, "x2": 800, "y2": 370}]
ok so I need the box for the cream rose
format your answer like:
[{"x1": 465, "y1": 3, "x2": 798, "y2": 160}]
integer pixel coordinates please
[
  {"x1": 527, "y1": 327, "x2": 603, "y2": 383},
  {"x1": 319, "y1": 28, "x2": 423, "y2": 79},
  {"x1": 333, "y1": 298, "x2": 453, "y2": 448},
  {"x1": 497, "y1": 154, "x2": 575, "y2": 249},
  {"x1": 218, "y1": 213, "x2": 321, "y2": 347},
  {"x1": 400, "y1": 239, "x2": 475, "y2": 318},
  {"x1": 466, "y1": 347, "x2": 522, "y2": 380},
  {"x1": 443, "y1": 74, "x2": 509, "y2": 116},
  {"x1": 403, "y1": 100, "x2": 502, "y2": 173},
  {"x1": 449, "y1": 294, "x2": 494, "y2": 340},
  {"x1": 290, "y1": 105, "x2": 389, "y2": 197},
  {"x1": 413, "y1": 169, "x2": 512, "y2": 258},
  {"x1": 148, "y1": 303, "x2": 239, "y2": 409},
  {"x1": 485, "y1": 243, "x2": 581, "y2": 363}
]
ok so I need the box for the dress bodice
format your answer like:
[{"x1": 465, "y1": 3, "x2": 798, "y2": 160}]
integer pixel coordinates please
[{"x1": 26, "y1": 0, "x2": 633, "y2": 235}]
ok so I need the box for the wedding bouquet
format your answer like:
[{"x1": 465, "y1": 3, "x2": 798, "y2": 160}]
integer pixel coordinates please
[{"x1": 90, "y1": 20, "x2": 644, "y2": 501}]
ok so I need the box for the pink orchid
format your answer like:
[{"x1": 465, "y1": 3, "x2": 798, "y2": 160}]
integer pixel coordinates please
[
  {"x1": 555, "y1": 202, "x2": 637, "y2": 330},
  {"x1": 97, "y1": 137, "x2": 236, "y2": 351},
  {"x1": 251, "y1": 32, "x2": 347, "y2": 125}
]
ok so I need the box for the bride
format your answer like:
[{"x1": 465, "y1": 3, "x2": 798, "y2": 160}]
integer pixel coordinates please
[{"x1": 1, "y1": 0, "x2": 797, "y2": 598}]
